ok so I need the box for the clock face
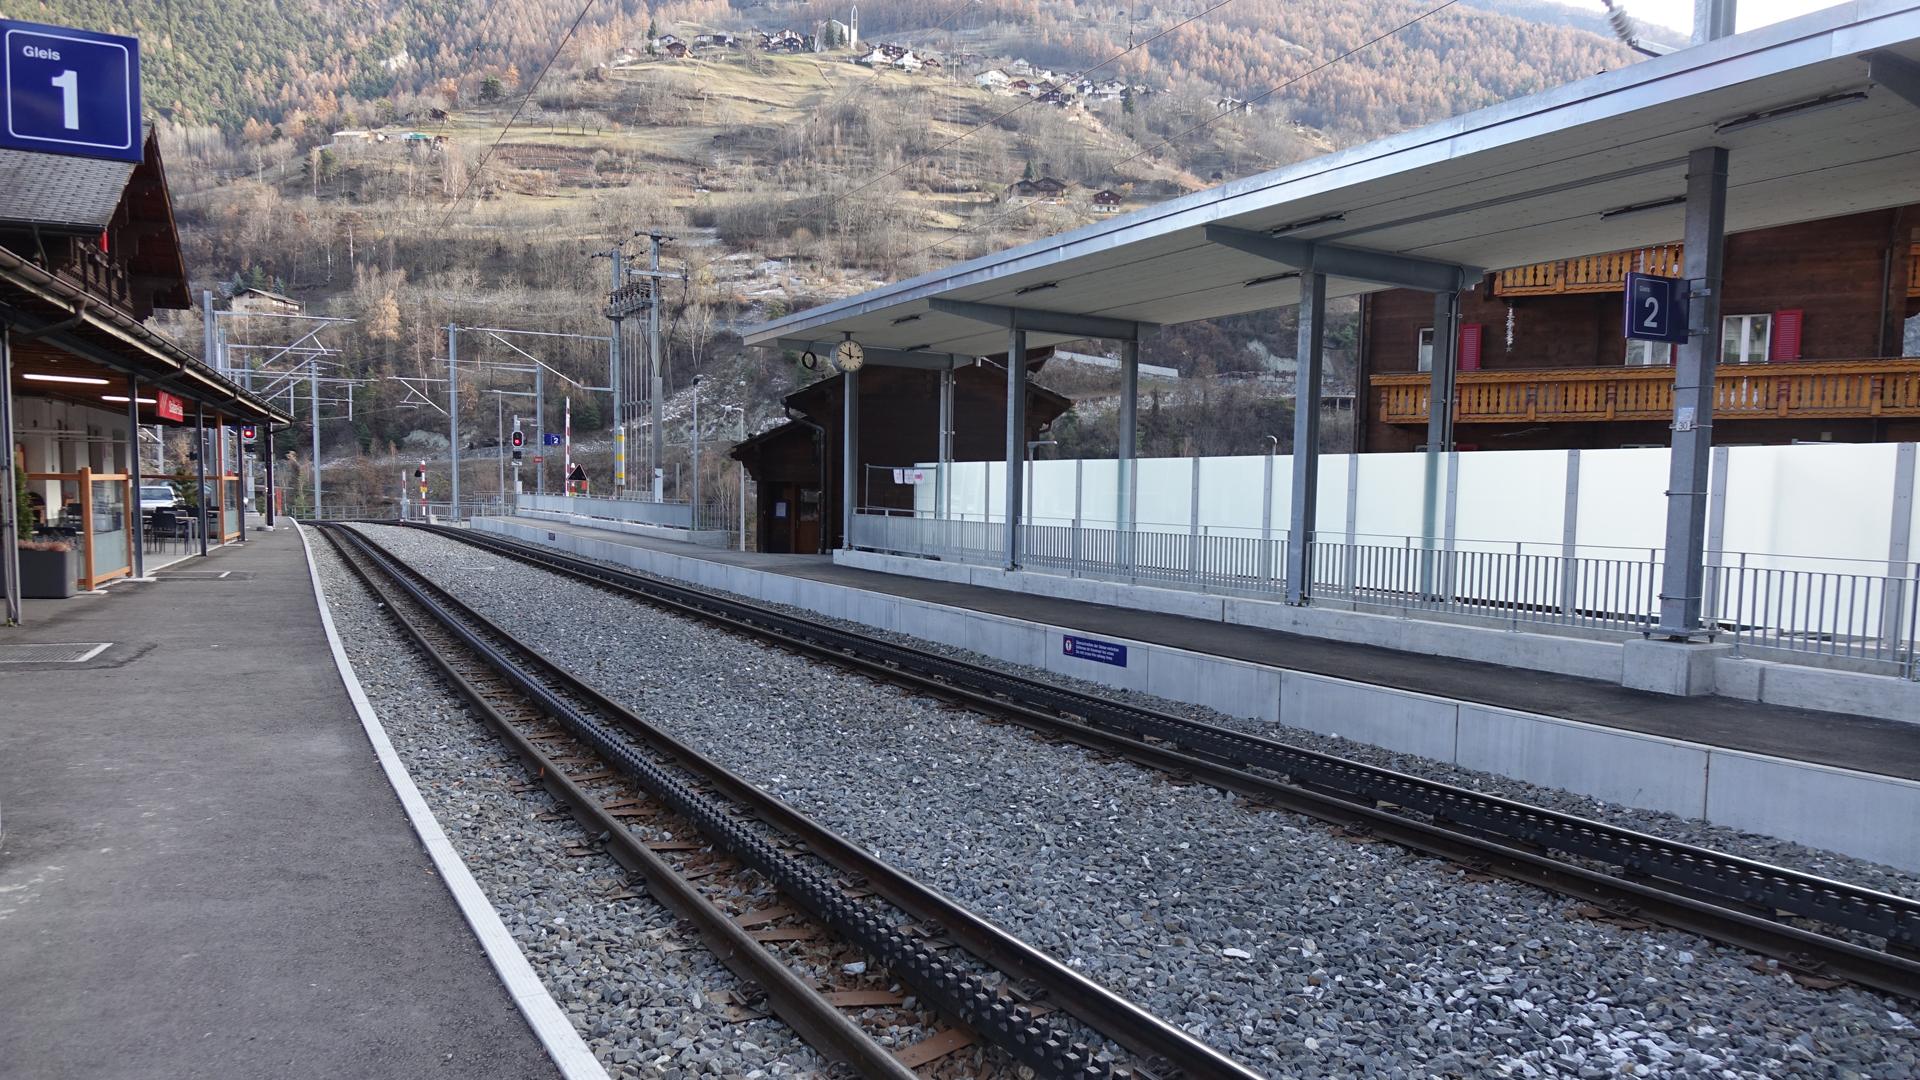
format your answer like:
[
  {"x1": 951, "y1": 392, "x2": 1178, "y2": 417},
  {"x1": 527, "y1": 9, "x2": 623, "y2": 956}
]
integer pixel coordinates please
[{"x1": 835, "y1": 339, "x2": 865, "y2": 371}]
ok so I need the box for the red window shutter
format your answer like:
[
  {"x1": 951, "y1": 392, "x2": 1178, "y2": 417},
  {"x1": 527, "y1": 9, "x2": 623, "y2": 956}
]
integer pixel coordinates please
[
  {"x1": 1769, "y1": 309, "x2": 1803, "y2": 361},
  {"x1": 1457, "y1": 323, "x2": 1483, "y2": 370}
]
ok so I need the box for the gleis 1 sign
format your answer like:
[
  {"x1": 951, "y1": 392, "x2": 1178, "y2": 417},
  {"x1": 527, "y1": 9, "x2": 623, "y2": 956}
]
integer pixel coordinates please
[{"x1": 1, "y1": 19, "x2": 141, "y2": 162}]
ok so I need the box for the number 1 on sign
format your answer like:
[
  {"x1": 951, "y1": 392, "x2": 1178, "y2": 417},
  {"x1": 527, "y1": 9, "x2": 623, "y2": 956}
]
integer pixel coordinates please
[{"x1": 50, "y1": 69, "x2": 79, "y2": 129}]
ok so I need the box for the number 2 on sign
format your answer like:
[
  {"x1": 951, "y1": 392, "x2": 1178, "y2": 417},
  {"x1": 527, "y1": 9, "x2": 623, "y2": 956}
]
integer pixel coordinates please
[
  {"x1": 1642, "y1": 295, "x2": 1660, "y2": 330},
  {"x1": 50, "y1": 69, "x2": 79, "y2": 129}
]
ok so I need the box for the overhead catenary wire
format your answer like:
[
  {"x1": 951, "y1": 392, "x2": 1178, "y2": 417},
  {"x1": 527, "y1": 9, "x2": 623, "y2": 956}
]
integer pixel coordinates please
[
  {"x1": 915, "y1": 0, "x2": 1466, "y2": 258},
  {"x1": 440, "y1": 0, "x2": 601, "y2": 228}
]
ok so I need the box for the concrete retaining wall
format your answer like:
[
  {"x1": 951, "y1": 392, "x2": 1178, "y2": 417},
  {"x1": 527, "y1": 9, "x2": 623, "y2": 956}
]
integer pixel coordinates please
[
  {"x1": 517, "y1": 507, "x2": 728, "y2": 548},
  {"x1": 477, "y1": 517, "x2": 1920, "y2": 872}
]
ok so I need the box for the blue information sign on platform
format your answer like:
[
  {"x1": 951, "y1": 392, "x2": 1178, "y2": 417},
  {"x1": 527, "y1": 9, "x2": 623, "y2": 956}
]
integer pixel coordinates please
[
  {"x1": 1062, "y1": 635, "x2": 1128, "y2": 667},
  {"x1": 1, "y1": 20, "x2": 141, "y2": 162},
  {"x1": 1624, "y1": 271, "x2": 1689, "y2": 345},
  {"x1": 543, "y1": 432, "x2": 563, "y2": 446}
]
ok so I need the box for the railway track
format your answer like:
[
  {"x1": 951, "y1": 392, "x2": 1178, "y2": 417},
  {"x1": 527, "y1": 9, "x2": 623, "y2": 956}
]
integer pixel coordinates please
[
  {"x1": 316, "y1": 522, "x2": 1264, "y2": 1080},
  {"x1": 396, "y1": 520, "x2": 1920, "y2": 1004}
]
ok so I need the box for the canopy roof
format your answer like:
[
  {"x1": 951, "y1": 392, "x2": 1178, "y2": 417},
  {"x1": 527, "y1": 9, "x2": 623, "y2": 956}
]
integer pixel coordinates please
[{"x1": 746, "y1": 1, "x2": 1920, "y2": 360}]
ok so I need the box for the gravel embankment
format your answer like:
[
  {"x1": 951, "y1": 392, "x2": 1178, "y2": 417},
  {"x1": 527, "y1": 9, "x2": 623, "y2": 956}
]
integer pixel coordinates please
[
  {"x1": 309, "y1": 530, "x2": 832, "y2": 1080},
  {"x1": 356, "y1": 524, "x2": 1920, "y2": 1079}
]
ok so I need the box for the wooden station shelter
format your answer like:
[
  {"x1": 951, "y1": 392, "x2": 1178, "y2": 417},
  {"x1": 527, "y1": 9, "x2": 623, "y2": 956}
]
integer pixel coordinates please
[{"x1": 730, "y1": 353, "x2": 1071, "y2": 553}]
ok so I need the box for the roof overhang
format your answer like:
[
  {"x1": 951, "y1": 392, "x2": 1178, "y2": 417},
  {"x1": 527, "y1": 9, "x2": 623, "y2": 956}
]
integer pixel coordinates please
[
  {"x1": 745, "y1": 0, "x2": 1920, "y2": 359},
  {"x1": 1, "y1": 247, "x2": 293, "y2": 425}
]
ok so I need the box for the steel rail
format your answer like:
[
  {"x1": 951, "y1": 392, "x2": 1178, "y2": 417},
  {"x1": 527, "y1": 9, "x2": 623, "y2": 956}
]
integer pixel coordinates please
[
  {"x1": 320, "y1": 526, "x2": 919, "y2": 1079},
  {"x1": 324, "y1": 524, "x2": 1264, "y2": 1080},
  {"x1": 411, "y1": 523, "x2": 1920, "y2": 1002}
]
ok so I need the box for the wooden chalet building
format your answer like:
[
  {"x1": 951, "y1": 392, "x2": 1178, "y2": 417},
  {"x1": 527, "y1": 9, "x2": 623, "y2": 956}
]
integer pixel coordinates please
[
  {"x1": 730, "y1": 357, "x2": 1071, "y2": 554},
  {"x1": 1359, "y1": 204, "x2": 1920, "y2": 451}
]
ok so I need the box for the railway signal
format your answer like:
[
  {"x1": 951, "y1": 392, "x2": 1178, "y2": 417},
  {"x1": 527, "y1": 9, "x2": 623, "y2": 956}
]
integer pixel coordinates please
[{"x1": 510, "y1": 417, "x2": 524, "y2": 496}]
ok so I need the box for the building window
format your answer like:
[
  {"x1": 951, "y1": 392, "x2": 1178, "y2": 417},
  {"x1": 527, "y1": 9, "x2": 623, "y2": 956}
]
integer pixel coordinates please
[
  {"x1": 1625, "y1": 339, "x2": 1673, "y2": 366},
  {"x1": 1721, "y1": 314, "x2": 1772, "y2": 364},
  {"x1": 1417, "y1": 327, "x2": 1434, "y2": 372}
]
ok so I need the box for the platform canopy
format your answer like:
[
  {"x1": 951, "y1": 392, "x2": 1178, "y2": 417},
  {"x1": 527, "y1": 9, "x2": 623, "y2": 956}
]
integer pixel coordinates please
[{"x1": 746, "y1": 0, "x2": 1920, "y2": 359}]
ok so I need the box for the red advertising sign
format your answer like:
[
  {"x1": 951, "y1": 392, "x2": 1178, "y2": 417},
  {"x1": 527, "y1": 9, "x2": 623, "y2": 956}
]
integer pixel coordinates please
[{"x1": 155, "y1": 390, "x2": 185, "y2": 422}]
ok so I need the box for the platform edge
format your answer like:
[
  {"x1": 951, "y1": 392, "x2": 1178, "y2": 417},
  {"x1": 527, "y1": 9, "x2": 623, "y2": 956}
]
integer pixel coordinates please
[{"x1": 294, "y1": 522, "x2": 612, "y2": 1080}]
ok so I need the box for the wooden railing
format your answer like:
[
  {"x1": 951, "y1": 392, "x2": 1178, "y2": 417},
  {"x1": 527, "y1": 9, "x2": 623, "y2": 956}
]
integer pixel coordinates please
[
  {"x1": 1494, "y1": 243, "x2": 1684, "y2": 297},
  {"x1": 60, "y1": 238, "x2": 133, "y2": 313},
  {"x1": 1373, "y1": 358, "x2": 1920, "y2": 426}
]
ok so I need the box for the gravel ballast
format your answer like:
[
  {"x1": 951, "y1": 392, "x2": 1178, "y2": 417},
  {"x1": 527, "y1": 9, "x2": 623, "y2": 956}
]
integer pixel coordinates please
[
  {"x1": 309, "y1": 530, "x2": 831, "y2": 1080},
  {"x1": 493, "y1": 527, "x2": 1920, "y2": 901},
  {"x1": 350, "y1": 524, "x2": 1920, "y2": 1079}
]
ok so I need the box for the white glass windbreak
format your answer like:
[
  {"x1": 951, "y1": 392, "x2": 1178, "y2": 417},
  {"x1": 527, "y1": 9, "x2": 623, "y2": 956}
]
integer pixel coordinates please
[
  {"x1": 1721, "y1": 314, "x2": 1772, "y2": 364},
  {"x1": 91, "y1": 478, "x2": 129, "y2": 579}
]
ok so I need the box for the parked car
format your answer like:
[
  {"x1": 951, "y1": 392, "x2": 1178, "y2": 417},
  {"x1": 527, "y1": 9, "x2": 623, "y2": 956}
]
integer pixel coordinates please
[{"x1": 139, "y1": 484, "x2": 180, "y2": 512}]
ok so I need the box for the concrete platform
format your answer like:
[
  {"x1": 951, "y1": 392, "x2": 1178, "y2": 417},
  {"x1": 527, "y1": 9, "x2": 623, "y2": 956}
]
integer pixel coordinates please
[
  {"x1": 480, "y1": 516, "x2": 1920, "y2": 871},
  {"x1": 0, "y1": 526, "x2": 568, "y2": 1080}
]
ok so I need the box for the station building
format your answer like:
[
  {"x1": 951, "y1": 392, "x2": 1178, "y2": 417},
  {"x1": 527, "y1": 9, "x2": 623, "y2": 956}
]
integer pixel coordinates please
[
  {"x1": 1359, "y1": 203, "x2": 1920, "y2": 451},
  {"x1": 2, "y1": 131, "x2": 290, "y2": 620}
]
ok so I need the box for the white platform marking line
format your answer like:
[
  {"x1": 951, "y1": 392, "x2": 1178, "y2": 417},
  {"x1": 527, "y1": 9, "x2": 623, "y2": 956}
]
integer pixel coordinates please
[{"x1": 295, "y1": 523, "x2": 611, "y2": 1080}]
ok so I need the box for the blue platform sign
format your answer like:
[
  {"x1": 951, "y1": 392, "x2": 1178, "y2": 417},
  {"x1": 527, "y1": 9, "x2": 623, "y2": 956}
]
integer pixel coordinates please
[
  {"x1": 543, "y1": 432, "x2": 563, "y2": 446},
  {"x1": 1, "y1": 20, "x2": 141, "y2": 163},
  {"x1": 1062, "y1": 635, "x2": 1128, "y2": 667},
  {"x1": 1624, "y1": 271, "x2": 1689, "y2": 345}
]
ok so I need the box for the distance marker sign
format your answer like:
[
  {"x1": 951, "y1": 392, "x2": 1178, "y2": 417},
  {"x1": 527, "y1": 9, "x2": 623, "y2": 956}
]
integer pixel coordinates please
[{"x1": 1, "y1": 20, "x2": 141, "y2": 162}]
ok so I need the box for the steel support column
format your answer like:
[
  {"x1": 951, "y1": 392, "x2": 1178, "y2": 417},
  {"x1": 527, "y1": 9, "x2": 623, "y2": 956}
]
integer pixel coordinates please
[
  {"x1": 1286, "y1": 268, "x2": 1326, "y2": 604},
  {"x1": 310, "y1": 357, "x2": 321, "y2": 517},
  {"x1": 841, "y1": 367, "x2": 859, "y2": 549},
  {"x1": 448, "y1": 324, "x2": 460, "y2": 517},
  {"x1": 1119, "y1": 338, "x2": 1139, "y2": 566},
  {"x1": 1692, "y1": 0, "x2": 1736, "y2": 43},
  {"x1": 1421, "y1": 287, "x2": 1460, "y2": 596},
  {"x1": 609, "y1": 252, "x2": 625, "y2": 494},
  {"x1": 1884, "y1": 443, "x2": 1916, "y2": 651},
  {"x1": 194, "y1": 403, "x2": 209, "y2": 556},
  {"x1": 0, "y1": 323, "x2": 19, "y2": 624},
  {"x1": 650, "y1": 238, "x2": 666, "y2": 501},
  {"x1": 1655, "y1": 146, "x2": 1729, "y2": 639},
  {"x1": 535, "y1": 363, "x2": 546, "y2": 494},
  {"x1": 937, "y1": 362, "x2": 955, "y2": 518},
  {"x1": 126, "y1": 375, "x2": 145, "y2": 578},
  {"x1": 265, "y1": 426, "x2": 276, "y2": 527},
  {"x1": 1005, "y1": 330, "x2": 1028, "y2": 569}
]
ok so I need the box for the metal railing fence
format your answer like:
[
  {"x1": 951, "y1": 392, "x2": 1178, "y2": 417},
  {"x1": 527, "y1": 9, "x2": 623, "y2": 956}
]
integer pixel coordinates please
[
  {"x1": 1707, "y1": 556, "x2": 1919, "y2": 674},
  {"x1": 850, "y1": 511, "x2": 1919, "y2": 678}
]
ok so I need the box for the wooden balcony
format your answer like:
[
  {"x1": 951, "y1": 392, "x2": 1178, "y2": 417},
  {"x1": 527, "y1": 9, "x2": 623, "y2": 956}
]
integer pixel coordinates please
[
  {"x1": 1494, "y1": 243, "x2": 1684, "y2": 297},
  {"x1": 1373, "y1": 358, "x2": 1920, "y2": 426}
]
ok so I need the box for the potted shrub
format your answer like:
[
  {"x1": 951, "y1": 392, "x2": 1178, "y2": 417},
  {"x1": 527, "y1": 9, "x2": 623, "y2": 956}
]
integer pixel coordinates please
[{"x1": 19, "y1": 539, "x2": 79, "y2": 599}]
